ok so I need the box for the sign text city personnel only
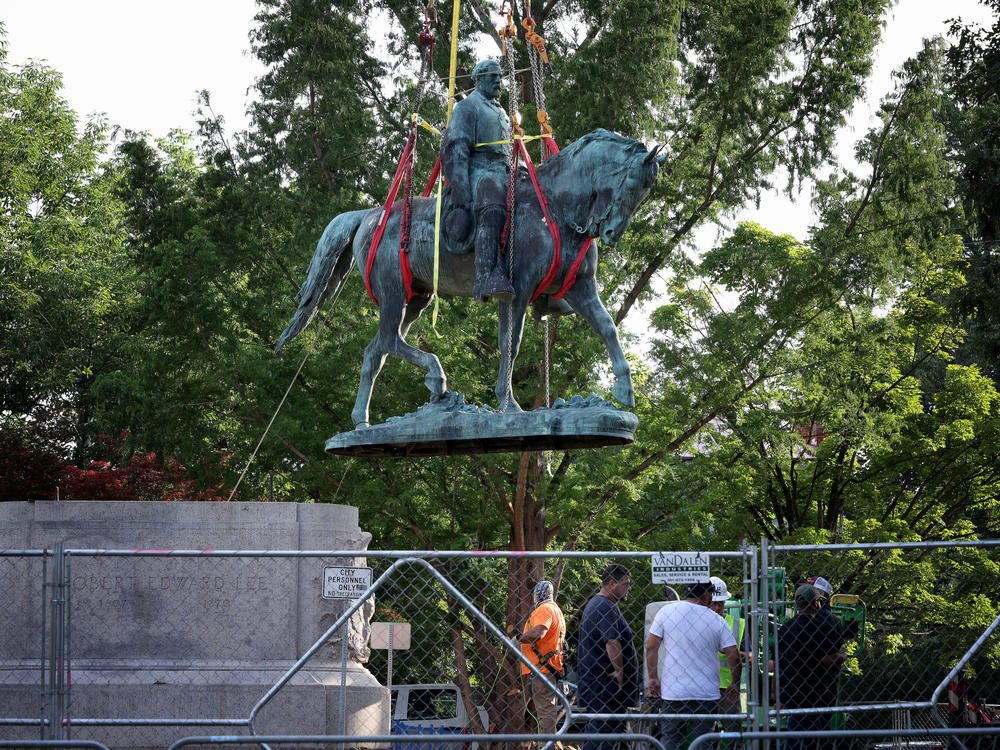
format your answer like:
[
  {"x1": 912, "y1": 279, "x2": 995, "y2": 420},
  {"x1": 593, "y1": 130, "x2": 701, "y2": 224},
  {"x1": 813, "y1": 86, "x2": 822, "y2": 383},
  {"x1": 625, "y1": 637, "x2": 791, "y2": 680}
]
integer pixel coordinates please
[
  {"x1": 323, "y1": 566, "x2": 373, "y2": 599},
  {"x1": 651, "y1": 552, "x2": 710, "y2": 584}
]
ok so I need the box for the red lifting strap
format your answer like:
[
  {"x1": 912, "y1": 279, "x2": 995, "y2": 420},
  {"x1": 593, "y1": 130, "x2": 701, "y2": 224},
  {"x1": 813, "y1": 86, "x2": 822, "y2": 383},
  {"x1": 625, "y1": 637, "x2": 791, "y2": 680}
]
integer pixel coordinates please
[
  {"x1": 365, "y1": 137, "x2": 416, "y2": 306},
  {"x1": 517, "y1": 138, "x2": 561, "y2": 302},
  {"x1": 542, "y1": 136, "x2": 594, "y2": 300},
  {"x1": 398, "y1": 129, "x2": 419, "y2": 304},
  {"x1": 423, "y1": 156, "x2": 441, "y2": 198},
  {"x1": 365, "y1": 147, "x2": 442, "y2": 307},
  {"x1": 399, "y1": 155, "x2": 443, "y2": 303},
  {"x1": 520, "y1": 137, "x2": 594, "y2": 302}
]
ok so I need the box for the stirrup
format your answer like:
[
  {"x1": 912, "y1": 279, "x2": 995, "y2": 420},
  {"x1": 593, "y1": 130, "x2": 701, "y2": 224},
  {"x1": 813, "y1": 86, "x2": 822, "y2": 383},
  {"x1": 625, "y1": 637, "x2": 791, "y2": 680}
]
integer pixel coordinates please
[{"x1": 532, "y1": 296, "x2": 573, "y2": 321}]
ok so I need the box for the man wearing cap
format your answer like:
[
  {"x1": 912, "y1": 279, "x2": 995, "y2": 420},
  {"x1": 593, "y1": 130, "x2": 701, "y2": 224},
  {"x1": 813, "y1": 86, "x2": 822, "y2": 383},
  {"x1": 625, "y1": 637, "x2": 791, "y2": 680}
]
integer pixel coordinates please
[
  {"x1": 776, "y1": 584, "x2": 846, "y2": 749},
  {"x1": 578, "y1": 564, "x2": 640, "y2": 750},
  {"x1": 708, "y1": 576, "x2": 745, "y2": 732},
  {"x1": 645, "y1": 580, "x2": 741, "y2": 750},
  {"x1": 440, "y1": 59, "x2": 516, "y2": 302},
  {"x1": 518, "y1": 581, "x2": 567, "y2": 738}
]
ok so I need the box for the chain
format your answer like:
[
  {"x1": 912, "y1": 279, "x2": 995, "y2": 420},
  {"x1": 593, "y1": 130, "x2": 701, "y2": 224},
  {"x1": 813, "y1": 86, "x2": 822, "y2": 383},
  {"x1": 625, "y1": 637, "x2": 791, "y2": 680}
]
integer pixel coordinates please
[
  {"x1": 528, "y1": 44, "x2": 545, "y2": 114},
  {"x1": 543, "y1": 316, "x2": 552, "y2": 475},
  {"x1": 499, "y1": 43, "x2": 519, "y2": 413},
  {"x1": 543, "y1": 318, "x2": 550, "y2": 409}
]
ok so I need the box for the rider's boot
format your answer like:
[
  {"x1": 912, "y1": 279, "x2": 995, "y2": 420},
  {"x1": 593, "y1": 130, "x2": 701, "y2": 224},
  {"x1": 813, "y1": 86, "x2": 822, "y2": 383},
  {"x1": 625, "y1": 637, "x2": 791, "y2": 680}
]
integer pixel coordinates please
[
  {"x1": 532, "y1": 296, "x2": 574, "y2": 322},
  {"x1": 473, "y1": 204, "x2": 515, "y2": 303}
]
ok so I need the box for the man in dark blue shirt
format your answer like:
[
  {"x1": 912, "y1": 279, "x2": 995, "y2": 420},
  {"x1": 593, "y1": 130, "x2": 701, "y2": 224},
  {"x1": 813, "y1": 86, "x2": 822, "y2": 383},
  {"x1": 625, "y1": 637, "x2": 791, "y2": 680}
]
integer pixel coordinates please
[
  {"x1": 577, "y1": 564, "x2": 639, "y2": 750},
  {"x1": 777, "y1": 584, "x2": 845, "y2": 750}
]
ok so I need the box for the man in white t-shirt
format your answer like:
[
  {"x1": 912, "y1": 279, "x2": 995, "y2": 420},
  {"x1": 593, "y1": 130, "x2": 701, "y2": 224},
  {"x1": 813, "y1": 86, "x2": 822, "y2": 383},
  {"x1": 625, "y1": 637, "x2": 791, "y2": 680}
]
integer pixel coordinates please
[{"x1": 644, "y1": 580, "x2": 741, "y2": 750}]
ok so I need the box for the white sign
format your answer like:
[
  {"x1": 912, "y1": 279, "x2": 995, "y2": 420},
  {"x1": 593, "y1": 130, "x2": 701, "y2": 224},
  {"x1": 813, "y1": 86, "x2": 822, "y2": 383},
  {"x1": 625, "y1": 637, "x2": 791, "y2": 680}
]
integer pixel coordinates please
[
  {"x1": 323, "y1": 566, "x2": 373, "y2": 599},
  {"x1": 370, "y1": 621, "x2": 411, "y2": 649},
  {"x1": 651, "y1": 552, "x2": 710, "y2": 584}
]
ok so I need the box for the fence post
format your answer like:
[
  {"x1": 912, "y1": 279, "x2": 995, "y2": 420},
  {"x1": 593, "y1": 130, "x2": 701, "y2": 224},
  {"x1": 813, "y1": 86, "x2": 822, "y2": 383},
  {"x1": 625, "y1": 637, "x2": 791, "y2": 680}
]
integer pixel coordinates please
[
  {"x1": 747, "y1": 542, "x2": 760, "y2": 746},
  {"x1": 761, "y1": 538, "x2": 773, "y2": 750},
  {"x1": 44, "y1": 543, "x2": 68, "y2": 740},
  {"x1": 339, "y1": 617, "x2": 349, "y2": 750},
  {"x1": 39, "y1": 552, "x2": 47, "y2": 740}
]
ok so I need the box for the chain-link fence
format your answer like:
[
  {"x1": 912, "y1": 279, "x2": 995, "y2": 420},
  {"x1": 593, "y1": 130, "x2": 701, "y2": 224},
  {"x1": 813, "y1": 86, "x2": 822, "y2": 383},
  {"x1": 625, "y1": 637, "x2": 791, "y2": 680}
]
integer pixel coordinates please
[
  {"x1": 1, "y1": 543, "x2": 998, "y2": 750},
  {"x1": 763, "y1": 539, "x2": 1000, "y2": 748}
]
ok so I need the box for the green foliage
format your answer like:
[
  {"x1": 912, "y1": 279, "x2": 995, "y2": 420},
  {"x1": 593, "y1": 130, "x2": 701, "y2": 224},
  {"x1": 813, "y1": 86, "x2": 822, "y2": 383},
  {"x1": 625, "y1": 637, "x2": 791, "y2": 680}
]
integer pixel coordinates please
[
  {"x1": 2, "y1": 4, "x2": 998, "y2": 577},
  {"x1": 638, "y1": 40, "x2": 1000, "y2": 552},
  {"x1": 943, "y1": 1, "x2": 1000, "y2": 382},
  {"x1": 0, "y1": 42, "x2": 129, "y2": 461}
]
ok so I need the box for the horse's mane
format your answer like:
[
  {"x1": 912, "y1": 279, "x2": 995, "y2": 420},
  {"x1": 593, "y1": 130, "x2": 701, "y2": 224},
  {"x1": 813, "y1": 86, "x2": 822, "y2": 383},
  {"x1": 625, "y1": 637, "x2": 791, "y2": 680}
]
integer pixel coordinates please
[
  {"x1": 537, "y1": 128, "x2": 648, "y2": 179},
  {"x1": 530, "y1": 128, "x2": 657, "y2": 234}
]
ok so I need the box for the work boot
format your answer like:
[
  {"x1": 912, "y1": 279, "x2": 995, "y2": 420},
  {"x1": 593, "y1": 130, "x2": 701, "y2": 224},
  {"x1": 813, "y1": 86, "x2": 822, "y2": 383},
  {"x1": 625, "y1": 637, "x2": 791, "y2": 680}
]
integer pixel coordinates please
[{"x1": 473, "y1": 205, "x2": 515, "y2": 302}]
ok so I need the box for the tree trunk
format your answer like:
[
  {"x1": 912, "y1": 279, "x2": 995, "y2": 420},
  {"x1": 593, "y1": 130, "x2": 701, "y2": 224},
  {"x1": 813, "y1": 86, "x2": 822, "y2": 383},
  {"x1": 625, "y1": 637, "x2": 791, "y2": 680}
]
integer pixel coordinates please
[{"x1": 485, "y1": 452, "x2": 551, "y2": 748}]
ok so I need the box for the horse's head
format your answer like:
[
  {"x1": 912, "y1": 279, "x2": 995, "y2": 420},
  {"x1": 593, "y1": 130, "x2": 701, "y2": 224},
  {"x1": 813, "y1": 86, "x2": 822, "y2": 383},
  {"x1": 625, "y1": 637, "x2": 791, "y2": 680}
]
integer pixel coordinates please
[
  {"x1": 543, "y1": 129, "x2": 664, "y2": 246},
  {"x1": 596, "y1": 146, "x2": 663, "y2": 245}
]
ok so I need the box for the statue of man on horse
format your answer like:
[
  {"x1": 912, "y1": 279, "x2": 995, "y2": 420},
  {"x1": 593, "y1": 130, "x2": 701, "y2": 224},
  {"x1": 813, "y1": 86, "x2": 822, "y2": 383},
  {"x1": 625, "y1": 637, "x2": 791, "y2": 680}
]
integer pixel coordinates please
[
  {"x1": 275, "y1": 95, "x2": 666, "y2": 432},
  {"x1": 440, "y1": 59, "x2": 516, "y2": 303}
]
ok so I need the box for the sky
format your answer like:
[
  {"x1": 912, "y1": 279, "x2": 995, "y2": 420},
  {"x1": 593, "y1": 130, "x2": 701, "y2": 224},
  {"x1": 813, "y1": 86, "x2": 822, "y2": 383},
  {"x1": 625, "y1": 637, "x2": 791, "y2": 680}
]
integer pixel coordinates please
[
  {"x1": 2, "y1": 0, "x2": 995, "y2": 244},
  {"x1": 3, "y1": 0, "x2": 995, "y2": 238}
]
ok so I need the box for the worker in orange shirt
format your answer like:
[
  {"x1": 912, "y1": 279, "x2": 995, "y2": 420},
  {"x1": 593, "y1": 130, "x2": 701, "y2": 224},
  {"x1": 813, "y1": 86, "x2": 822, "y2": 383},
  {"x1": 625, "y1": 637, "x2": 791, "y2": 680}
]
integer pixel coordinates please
[{"x1": 519, "y1": 580, "x2": 567, "y2": 738}]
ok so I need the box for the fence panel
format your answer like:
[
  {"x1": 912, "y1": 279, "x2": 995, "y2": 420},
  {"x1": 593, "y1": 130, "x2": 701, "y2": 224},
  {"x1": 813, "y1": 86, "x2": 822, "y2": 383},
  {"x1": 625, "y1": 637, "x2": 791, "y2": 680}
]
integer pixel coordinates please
[
  {"x1": 1, "y1": 543, "x2": 998, "y2": 749},
  {"x1": 764, "y1": 540, "x2": 1000, "y2": 747},
  {"x1": 0, "y1": 552, "x2": 47, "y2": 735}
]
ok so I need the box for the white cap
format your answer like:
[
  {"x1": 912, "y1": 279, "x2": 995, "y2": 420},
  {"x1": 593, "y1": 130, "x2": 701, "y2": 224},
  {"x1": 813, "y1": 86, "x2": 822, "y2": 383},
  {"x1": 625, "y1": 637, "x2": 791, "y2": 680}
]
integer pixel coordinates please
[
  {"x1": 810, "y1": 576, "x2": 832, "y2": 596},
  {"x1": 710, "y1": 575, "x2": 730, "y2": 602}
]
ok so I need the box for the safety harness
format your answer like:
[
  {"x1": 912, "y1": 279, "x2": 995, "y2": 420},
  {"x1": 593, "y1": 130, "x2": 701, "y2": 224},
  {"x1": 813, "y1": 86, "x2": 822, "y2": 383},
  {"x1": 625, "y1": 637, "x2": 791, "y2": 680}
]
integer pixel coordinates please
[{"x1": 523, "y1": 601, "x2": 567, "y2": 677}]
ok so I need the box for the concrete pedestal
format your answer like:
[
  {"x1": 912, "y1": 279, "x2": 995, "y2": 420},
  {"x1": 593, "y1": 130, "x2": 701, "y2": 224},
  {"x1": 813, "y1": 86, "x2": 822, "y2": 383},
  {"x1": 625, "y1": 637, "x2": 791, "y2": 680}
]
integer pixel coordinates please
[{"x1": 0, "y1": 501, "x2": 388, "y2": 748}]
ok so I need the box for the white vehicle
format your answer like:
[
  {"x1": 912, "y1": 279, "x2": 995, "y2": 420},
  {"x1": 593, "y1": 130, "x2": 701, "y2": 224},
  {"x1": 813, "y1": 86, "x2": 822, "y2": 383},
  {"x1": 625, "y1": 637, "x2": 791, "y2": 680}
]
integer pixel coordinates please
[{"x1": 391, "y1": 683, "x2": 489, "y2": 750}]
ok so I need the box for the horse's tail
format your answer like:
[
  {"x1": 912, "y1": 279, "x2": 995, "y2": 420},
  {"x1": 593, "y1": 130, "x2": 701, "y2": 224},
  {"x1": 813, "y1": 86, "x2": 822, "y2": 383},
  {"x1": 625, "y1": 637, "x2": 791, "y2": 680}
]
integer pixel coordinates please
[{"x1": 274, "y1": 209, "x2": 369, "y2": 352}]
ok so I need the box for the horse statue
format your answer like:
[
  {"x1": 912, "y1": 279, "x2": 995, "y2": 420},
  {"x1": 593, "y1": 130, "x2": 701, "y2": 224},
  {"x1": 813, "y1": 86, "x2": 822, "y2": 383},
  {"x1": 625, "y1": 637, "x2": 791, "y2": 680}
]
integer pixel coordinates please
[{"x1": 276, "y1": 128, "x2": 662, "y2": 429}]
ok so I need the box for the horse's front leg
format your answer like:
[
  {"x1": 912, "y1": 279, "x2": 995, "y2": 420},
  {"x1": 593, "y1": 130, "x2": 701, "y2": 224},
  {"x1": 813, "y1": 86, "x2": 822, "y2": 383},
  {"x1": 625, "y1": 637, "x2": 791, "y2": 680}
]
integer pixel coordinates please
[
  {"x1": 399, "y1": 294, "x2": 447, "y2": 397},
  {"x1": 562, "y1": 278, "x2": 635, "y2": 408},
  {"x1": 495, "y1": 296, "x2": 529, "y2": 412},
  {"x1": 352, "y1": 338, "x2": 389, "y2": 428}
]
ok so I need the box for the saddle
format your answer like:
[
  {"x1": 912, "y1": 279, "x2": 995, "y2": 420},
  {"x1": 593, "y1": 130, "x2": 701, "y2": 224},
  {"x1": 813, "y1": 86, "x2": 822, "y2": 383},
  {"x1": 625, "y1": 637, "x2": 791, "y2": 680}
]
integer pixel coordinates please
[
  {"x1": 408, "y1": 182, "x2": 475, "y2": 256},
  {"x1": 413, "y1": 180, "x2": 574, "y2": 319}
]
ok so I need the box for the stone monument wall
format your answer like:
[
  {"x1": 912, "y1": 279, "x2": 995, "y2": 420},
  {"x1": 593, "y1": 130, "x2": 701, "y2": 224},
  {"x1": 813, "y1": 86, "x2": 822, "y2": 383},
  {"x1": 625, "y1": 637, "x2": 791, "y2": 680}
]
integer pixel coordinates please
[{"x1": 0, "y1": 501, "x2": 389, "y2": 748}]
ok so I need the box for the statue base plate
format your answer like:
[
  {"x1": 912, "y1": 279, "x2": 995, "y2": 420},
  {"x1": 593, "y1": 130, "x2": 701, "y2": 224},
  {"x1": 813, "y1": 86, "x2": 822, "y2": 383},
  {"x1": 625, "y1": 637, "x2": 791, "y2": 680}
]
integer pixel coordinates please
[{"x1": 326, "y1": 392, "x2": 638, "y2": 458}]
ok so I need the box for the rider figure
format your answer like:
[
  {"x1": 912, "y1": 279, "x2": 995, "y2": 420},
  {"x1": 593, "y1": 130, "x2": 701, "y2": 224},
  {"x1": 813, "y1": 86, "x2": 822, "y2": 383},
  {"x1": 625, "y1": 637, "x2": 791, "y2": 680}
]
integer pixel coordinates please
[{"x1": 441, "y1": 59, "x2": 516, "y2": 303}]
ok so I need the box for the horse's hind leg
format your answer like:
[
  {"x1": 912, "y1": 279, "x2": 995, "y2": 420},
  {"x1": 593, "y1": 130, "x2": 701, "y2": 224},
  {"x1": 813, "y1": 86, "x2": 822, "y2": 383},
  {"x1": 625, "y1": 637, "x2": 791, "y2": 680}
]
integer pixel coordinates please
[
  {"x1": 562, "y1": 278, "x2": 635, "y2": 408},
  {"x1": 352, "y1": 338, "x2": 390, "y2": 428},
  {"x1": 351, "y1": 294, "x2": 444, "y2": 427},
  {"x1": 495, "y1": 297, "x2": 529, "y2": 412},
  {"x1": 398, "y1": 294, "x2": 447, "y2": 397}
]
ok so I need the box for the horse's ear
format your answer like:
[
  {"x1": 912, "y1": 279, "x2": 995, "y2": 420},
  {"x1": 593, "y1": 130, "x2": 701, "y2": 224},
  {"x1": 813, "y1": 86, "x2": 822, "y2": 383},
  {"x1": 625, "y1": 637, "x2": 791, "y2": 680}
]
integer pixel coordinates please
[{"x1": 643, "y1": 143, "x2": 665, "y2": 165}]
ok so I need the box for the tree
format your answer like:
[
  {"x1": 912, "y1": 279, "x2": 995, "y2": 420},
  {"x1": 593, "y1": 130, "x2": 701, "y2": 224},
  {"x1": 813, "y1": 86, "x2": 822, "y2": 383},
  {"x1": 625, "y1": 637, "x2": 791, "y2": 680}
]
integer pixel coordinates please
[
  {"x1": 636, "y1": 39, "x2": 993, "y2": 545},
  {"x1": 0, "y1": 30, "x2": 131, "y2": 463},
  {"x1": 945, "y1": 1, "x2": 1000, "y2": 381}
]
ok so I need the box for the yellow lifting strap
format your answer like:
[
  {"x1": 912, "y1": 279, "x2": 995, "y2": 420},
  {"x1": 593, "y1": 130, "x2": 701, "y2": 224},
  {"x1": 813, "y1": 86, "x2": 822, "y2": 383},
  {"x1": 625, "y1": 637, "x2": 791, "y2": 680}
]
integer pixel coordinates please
[
  {"x1": 475, "y1": 133, "x2": 549, "y2": 148},
  {"x1": 416, "y1": 116, "x2": 442, "y2": 136},
  {"x1": 432, "y1": 0, "x2": 461, "y2": 330}
]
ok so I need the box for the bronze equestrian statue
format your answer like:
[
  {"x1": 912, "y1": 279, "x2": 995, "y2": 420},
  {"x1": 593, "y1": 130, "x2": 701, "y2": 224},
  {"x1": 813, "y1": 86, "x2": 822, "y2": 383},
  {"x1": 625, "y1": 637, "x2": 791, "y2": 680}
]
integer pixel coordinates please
[{"x1": 276, "y1": 63, "x2": 664, "y2": 428}]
